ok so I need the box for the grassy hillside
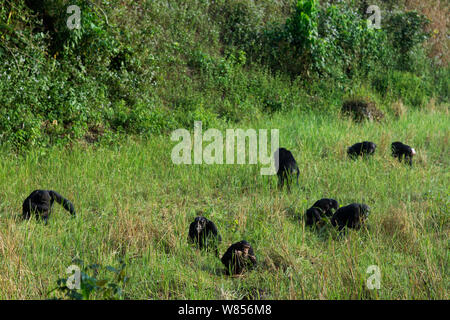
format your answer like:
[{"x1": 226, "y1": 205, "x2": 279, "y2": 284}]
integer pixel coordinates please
[
  {"x1": 0, "y1": 106, "x2": 448, "y2": 299},
  {"x1": 0, "y1": 0, "x2": 448, "y2": 300},
  {"x1": 0, "y1": 0, "x2": 448, "y2": 149}
]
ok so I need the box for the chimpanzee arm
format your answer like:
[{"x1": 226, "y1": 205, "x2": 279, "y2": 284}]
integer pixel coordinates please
[
  {"x1": 407, "y1": 155, "x2": 413, "y2": 166},
  {"x1": 221, "y1": 246, "x2": 233, "y2": 266},
  {"x1": 22, "y1": 195, "x2": 32, "y2": 219},
  {"x1": 206, "y1": 221, "x2": 218, "y2": 236},
  {"x1": 188, "y1": 222, "x2": 197, "y2": 242},
  {"x1": 207, "y1": 220, "x2": 222, "y2": 243},
  {"x1": 248, "y1": 247, "x2": 257, "y2": 265},
  {"x1": 49, "y1": 191, "x2": 76, "y2": 216}
]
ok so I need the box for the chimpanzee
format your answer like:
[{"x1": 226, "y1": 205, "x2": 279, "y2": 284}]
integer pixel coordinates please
[
  {"x1": 331, "y1": 203, "x2": 370, "y2": 231},
  {"x1": 221, "y1": 240, "x2": 257, "y2": 275},
  {"x1": 188, "y1": 217, "x2": 221, "y2": 254},
  {"x1": 274, "y1": 147, "x2": 299, "y2": 191},
  {"x1": 305, "y1": 198, "x2": 339, "y2": 226},
  {"x1": 347, "y1": 141, "x2": 376, "y2": 159},
  {"x1": 22, "y1": 190, "x2": 76, "y2": 224},
  {"x1": 391, "y1": 141, "x2": 416, "y2": 166}
]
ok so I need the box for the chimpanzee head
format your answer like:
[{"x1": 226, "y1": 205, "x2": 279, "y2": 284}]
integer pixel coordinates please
[
  {"x1": 237, "y1": 240, "x2": 251, "y2": 256},
  {"x1": 194, "y1": 216, "x2": 208, "y2": 234},
  {"x1": 330, "y1": 199, "x2": 339, "y2": 211},
  {"x1": 364, "y1": 141, "x2": 377, "y2": 154},
  {"x1": 360, "y1": 204, "x2": 371, "y2": 217}
]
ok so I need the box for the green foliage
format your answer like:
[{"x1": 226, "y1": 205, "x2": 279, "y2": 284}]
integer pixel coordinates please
[
  {"x1": 385, "y1": 11, "x2": 430, "y2": 70},
  {"x1": 0, "y1": 0, "x2": 159, "y2": 150},
  {"x1": 49, "y1": 260, "x2": 129, "y2": 300},
  {"x1": 432, "y1": 68, "x2": 450, "y2": 104},
  {"x1": 0, "y1": 0, "x2": 447, "y2": 150},
  {"x1": 318, "y1": 3, "x2": 390, "y2": 77},
  {"x1": 371, "y1": 70, "x2": 432, "y2": 108},
  {"x1": 256, "y1": 1, "x2": 392, "y2": 78},
  {"x1": 285, "y1": 0, "x2": 323, "y2": 71},
  {"x1": 212, "y1": 0, "x2": 263, "y2": 49},
  {"x1": 258, "y1": 0, "x2": 324, "y2": 76},
  {"x1": 388, "y1": 71, "x2": 432, "y2": 108},
  {"x1": 0, "y1": 0, "x2": 447, "y2": 300}
]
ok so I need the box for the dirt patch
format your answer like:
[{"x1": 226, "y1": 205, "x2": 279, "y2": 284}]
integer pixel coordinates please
[
  {"x1": 84, "y1": 124, "x2": 105, "y2": 144},
  {"x1": 342, "y1": 97, "x2": 384, "y2": 122}
]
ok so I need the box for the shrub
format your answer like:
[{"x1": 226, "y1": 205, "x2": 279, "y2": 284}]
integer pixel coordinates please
[
  {"x1": 259, "y1": 0, "x2": 324, "y2": 76},
  {"x1": 342, "y1": 96, "x2": 385, "y2": 122},
  {"x1": 211, "y1": 0, "x2": 263, "y2": 49},
  {"x1": 385, "y1": 11, "x2": 430, "y2": 70},
  {"x1": 48, "y1": 260, "x2": 129, "y2": 300},
  {"x1": 389, "y1": 71, "x2": 432, "y2": 108},
  {"x1": 257, "y1": 0, "x2": 391, "y2": 79}
]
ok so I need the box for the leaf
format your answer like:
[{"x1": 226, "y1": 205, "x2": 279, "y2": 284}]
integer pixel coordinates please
[
  {"x1": 106, "y1": 266, "x2": 118, "y2": 273},
  {"x1": 96, "y1": 279, "x2": 108, "y2": 287}
]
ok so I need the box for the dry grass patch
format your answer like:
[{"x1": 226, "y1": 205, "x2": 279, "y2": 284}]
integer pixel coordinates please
[
  {"x1": 342, "y1": 97, "x2": 385, "y2": 122},
  {"x1": 378, "y1": 204, "x2": 419, "y2": 253},
  {"x1": 404, "y1": 0, "x2": 449, "y2": 66},
  {"x1": 0, "y1": 221, "x2": 35, "y2": 299},
  {"x1": 378, "y1": 132, "x2": 393, "y2": 157},
  {"x1": 391, "y1": 100, "x2": 407, "y2": 119},
  {"x1": 108, "y1": 206, "x2": 177, "y2": 256}
]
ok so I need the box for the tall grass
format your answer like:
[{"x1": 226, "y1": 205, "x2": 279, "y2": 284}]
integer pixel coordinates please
[{"x1": 0, "y1": 106, "x2": 448, "y2": 299}]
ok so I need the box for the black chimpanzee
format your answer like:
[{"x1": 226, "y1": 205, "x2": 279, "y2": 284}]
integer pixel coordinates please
[
  {"x1": 221, "y1": 240, "x2": 257, "y2": 276},
  {"x1": 274, "y1": 147, "x2": 299, "y2": 191},
  {"x1": 188, "y1": 217, "x2": 221, "y2": 254},
  {"x1": 391, "y1": 141, "x2": 416, "y2": 166},
  {"x1": 331, "y1": 203, "x2": 370, "y2": 231},
  {"x1": 22, "y1": 190, "x2": 76, "y2": 224},
  {"x1": 305, "y1": 198, "x2": 339, "y2": 227},
  {"x1": 347, "y1": 141, "x2": 376, "y2": 159}
]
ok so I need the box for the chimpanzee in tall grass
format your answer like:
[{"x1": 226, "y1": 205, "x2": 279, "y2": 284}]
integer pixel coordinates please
[
  {"x1": 188, "y1": 216, "x2": 221, "y2": 255},
  {"x1": 305, "y1": 198, "x2": 339, "y2": 227},
  {"x1": 274, "y1": 147, "x2": 299, "y2": 191},
  {"x1": 22, "y1": 190, "x2": 76, "y2": 224},
  {"x1": 391, "y1": 142, "x2": 416, "y2": 166},
  {"x1": 221, "y1": 240, "x2": 257, "y2": 276},
  {"x1": 331, "y1": 203, "x2": 370, "y2": 232},
  {"x1": 347, "y1": 141, "x2": 376, "y2": 159}
]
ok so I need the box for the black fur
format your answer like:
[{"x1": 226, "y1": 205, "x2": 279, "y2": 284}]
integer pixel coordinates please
[
  {"x1": 188, "y1": 217, "x2": 221, "y2": 253},
  {"x1": 331, "y1": 203, "x2": 370, "y2": 231},
  {"x1": 221, "y1": 240, "x2": 257, "y2": 275},
  {"x1": 305, "y1": 198, "x2": 339, "y2": 226},
  {"x1": 22, "y1": 190, "x2": 76, "y2": 224},
  {"x1": 347, "y1": 141, "x2": 376, "y2": 159},
  {"x1": 391, "y1": 141, "x2": 416, "y2": 166},
  {"x1": 274, "y1": 147, "x2": 299, "y2": 191}
]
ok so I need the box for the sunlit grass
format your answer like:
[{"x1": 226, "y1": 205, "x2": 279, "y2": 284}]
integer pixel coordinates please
[{"x1": 0, "y1": 107, "x2": 448, "y2": 299}]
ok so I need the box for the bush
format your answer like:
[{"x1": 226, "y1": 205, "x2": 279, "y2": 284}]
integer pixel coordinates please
[
  {"x1": 48, "y1": 260, "x2": 129, "y2": 300},
  {"x1": 389, "y1": 71, "x2": 432, "y2": 108},
  {"x1": 256, "y1": 0, "x2": 391, "y2": 79},
  {"x1": 318, "y1": 2, "x2": 390, "y2": 77},
  {"x1": 371, "y1": 70, "x2": 432, "y2": 108},
  {"x1": 258, "y1": 0, "x2": 324, "y2": 76},
  {"x1": 211, "y1": 0, "x2": 263, "y2": 49},
  {"x1": 0, "y1": 0, "x2": 162, "y2": 150},
  {"x1": 385, "y1": 11, "x2": 430, "y2": 70},
  {"x1": 0, "y1": 0, "x2": 445, "y2": 151}
]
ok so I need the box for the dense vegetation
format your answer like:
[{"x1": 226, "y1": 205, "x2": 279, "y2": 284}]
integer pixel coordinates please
[
  {"x1": 0, "y1": 0, "x2": 448, "y2": 299},
  {"x1": 0, "y1": 0, "x2": 448, "y2": 150}
]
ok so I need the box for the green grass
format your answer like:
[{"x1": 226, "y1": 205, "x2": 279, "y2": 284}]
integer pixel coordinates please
[{"x1": 0, "y1": 106, "x2": 448, "y2": 299}]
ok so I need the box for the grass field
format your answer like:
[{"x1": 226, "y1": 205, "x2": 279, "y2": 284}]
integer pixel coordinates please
[{"x1": 0, "y1": 105, "x2": 448, "y2": 299}]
